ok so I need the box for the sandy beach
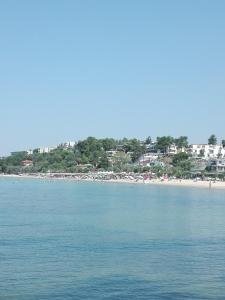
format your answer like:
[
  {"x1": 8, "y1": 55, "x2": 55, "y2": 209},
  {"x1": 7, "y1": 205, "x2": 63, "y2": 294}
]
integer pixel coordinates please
[
  {"x1": 143, "y1": 179, "x2": 225, "y2": 189},
  {"x1": 1, "y1": 174, "x2": 225, "y2": 190},
  {"x1": 101, "y1": 178, "x2": 225, "y2": 189}
]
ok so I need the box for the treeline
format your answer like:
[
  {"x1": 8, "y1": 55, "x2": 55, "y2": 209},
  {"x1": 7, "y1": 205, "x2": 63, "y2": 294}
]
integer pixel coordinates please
[
  {"x1": 1, "y1": 134, "x2": 224, "y2": 175},
  {"x1": 0, "y1": 136, "x2": 189, "y2": 174}
]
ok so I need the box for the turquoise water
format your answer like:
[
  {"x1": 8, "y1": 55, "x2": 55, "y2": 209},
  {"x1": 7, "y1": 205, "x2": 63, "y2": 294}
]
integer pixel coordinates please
[{"x1": 1, "y1": 178, "x2": 225, "y2": 299}]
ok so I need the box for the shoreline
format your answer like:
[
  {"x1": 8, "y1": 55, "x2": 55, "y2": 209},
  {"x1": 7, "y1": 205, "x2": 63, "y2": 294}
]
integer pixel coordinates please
[{"x1": 1, "y1": 174, "x2": 225, "y2": 190}]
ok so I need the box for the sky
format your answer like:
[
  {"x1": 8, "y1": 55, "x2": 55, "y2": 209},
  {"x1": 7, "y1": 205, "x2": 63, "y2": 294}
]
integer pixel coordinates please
[{"x1": 0, "y1": 0, "x2": 225, "y2": 155}]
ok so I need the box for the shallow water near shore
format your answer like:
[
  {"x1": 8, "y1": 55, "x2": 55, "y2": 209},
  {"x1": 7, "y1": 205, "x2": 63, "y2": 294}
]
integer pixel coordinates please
[{"x1": 1, "y1": 178, "x2": 225, "y2": 299}]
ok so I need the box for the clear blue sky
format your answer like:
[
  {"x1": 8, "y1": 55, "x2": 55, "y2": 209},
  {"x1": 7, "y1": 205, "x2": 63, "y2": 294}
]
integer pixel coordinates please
[{"x1": 1, "y1": 0, "x2": 225, "y2": 155}]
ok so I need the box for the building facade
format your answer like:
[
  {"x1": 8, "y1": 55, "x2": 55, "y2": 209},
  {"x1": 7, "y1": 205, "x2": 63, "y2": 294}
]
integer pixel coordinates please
[
  {"x1": 189, "y1": 144, "x2": 225, "y2": 159},
  {"x1": 208, "y1": 158, "x2": 225, "y2": 173},
  {"x1": 37, "y1": 147, "x2": 56, "y2": 154}
]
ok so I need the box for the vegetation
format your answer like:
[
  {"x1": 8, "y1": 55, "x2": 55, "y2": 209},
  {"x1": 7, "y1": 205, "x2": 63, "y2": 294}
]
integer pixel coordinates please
[
  {"x1": 222, "y1": 140, "x2": 225, "y2": 148},
  {"x1": 208, "y1": 134, "x2": 217, "y2": 145},
  {"x1": 0, "y1": 135, "x2": 224, "y2": 178},
  {"x1": 0, "y1": 137, "x2": 144, "y2": 174},
  {"x1": 174, "y1": 136, "x2": 188, "y2": 148},
  {"x1": 156, "y1": 136, "x2": 174, "y2": 153}
]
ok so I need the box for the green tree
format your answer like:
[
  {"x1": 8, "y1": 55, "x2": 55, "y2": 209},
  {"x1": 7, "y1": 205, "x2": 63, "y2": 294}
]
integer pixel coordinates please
[
  {"x1": 172, "y1": 152, "x2": 190, "y2": 175},
  {"x1": 113, "y1": 151, "x2": 131, "y2": 170},
  {"x1": 156, "y1": 136, "x2": 174, "y2": 153},
  {"x1": 98, "y1": 153, "x2": 110, "y2": 169},
  {"x1": 124, "y1": 139, "x2": 146, "y2": 162},
  {"x1": 101, "y1": 138, "x2": 117, "y2": 151},
  {"x1": 222, "y1": 140, "x2": 225, "y2": 148},
  {"x1": 174, "y1": 136, "x2": 188, "y2": 148},
  {"x1": 145, "y1": 136, "x2": 152, "y2": 144},
  {"x1": 76, "y1": 137, "x2": 102, "y2": 157},
  {"x1": 172, "y1": 152, "x2": 189, "y2": 166},
  {"x1": 208, "y1": 134, "x2": 217, "y2": 145}
]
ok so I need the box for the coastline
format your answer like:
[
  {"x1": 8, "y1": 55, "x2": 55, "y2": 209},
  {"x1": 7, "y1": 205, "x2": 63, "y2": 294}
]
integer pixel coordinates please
[{"x1": 1, "y1": 174, "x2": 225, "y2": 190}]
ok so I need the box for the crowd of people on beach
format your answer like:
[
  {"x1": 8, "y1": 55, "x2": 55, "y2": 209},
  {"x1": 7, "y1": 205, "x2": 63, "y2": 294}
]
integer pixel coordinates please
[{"x1": 2, "y1": 172, "x2": 224, "y2": 189}]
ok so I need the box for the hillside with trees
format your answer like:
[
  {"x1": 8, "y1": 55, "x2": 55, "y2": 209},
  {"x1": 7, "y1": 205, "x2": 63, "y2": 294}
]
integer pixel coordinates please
[{"x1": 1, "y1": 134, "x2": 225, "y2": 179}]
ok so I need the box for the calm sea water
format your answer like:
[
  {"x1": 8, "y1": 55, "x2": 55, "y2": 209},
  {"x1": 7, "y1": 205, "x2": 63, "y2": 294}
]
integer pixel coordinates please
[{"x1": 1, "y1": 178, "x2": 225, "y2": 299}]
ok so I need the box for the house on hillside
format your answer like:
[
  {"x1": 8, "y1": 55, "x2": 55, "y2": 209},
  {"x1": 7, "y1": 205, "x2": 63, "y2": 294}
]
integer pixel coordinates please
[
  {"x1": 21, "y1": 160, "x2": 33, "y2": 167},
  {"x1": 106, "y1": 150, "x2": 117, "y2": 158},
  {"x1": 146, "y1": 142, "x2": 158, "y2": 153},
  {"x1": 138, "y1": 153, "x2": 158, "y2": 166},
  {"x1": 27, "y1": 150, "x2": 33, "y2": 155},
  {"x1": 36, "y1": 147, "x2": 56, "y2": 154},
  {"x1": 59, "y1": 141, "x2": 76, "y2": 149},
  {"x1": 166, "y1": 144, "x2": 187, "y2": 156},
  {"x1": 208, "y1": 158, "x2": 225, "y2": 173},
  {"x1": 190, "y1": 158, "x2": 208, "y2": 174},
  {"x1": 189, "y1": 144, "x2": 225, "y2": 159}
]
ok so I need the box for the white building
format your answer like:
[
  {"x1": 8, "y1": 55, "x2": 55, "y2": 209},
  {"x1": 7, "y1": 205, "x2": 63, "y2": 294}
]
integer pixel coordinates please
[
  {"x1": 189, "y1": 144, "x2": 225, "y2": 159},
  {"x1": 208, "y1": 158, "x2": 225, "y2": 173},
  {"x1": 106, "y1": 150, "x2": 117, "y2": 157},
  {"x1": 139, "y1": 153, "x2": 159, "y2": 166},
  {"x1": 167, "y1": 144, "x2": 187, "y2": 155},
  {"x1": 167, "y1": 144, "x2": 178, "y2": 155},
  {"x1": 37, "y1": 147, "x2": 56, "y2": 154},
  {"x1": 27, "y1": 149, "x2": 33, "y2": 155},
  {"x1": 60, "y1": 141, "x2": 76, "y2": 149}
]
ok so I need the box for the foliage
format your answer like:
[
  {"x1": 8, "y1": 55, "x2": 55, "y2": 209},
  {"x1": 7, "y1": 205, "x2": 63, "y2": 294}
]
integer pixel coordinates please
[
  {"x1": 218, "y1": 173, "x2": 225, "y2": 180},
  {"x1": 98, "y1": 152, "x2": 110, "y2": 170},
  {"x1": 112, "y1": 151, "x2": 131, "y2": 170},
  {"x1": 101, "y1": 138, "x2": 117, "y2": 151},
  {"x1": 0, "y1": 135, "x2": 216, "y2": 177},
  {"x1": 208, "y1": 134, "x2": 217, "y2": 145},
  {"x1": 172, "y1": 152, "x2": 191, "y2": 174},
  {"x1": 156, "y1": 136, "x2": 174, "y2": 153},
  {"x1": 174, "y1": 136, "x2": 188, "y2": 148},
  {"x1": 172, "y1": 152, "x2": 189, "y2": 166},
  {"x1": 145, "y1": 136, "x2": 152, "y2": 144}
]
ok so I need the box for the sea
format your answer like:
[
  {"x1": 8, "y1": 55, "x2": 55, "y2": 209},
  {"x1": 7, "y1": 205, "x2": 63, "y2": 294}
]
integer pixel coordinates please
[{"x1": 1, "y1": 177, "x2": 225, "y2": 299}]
